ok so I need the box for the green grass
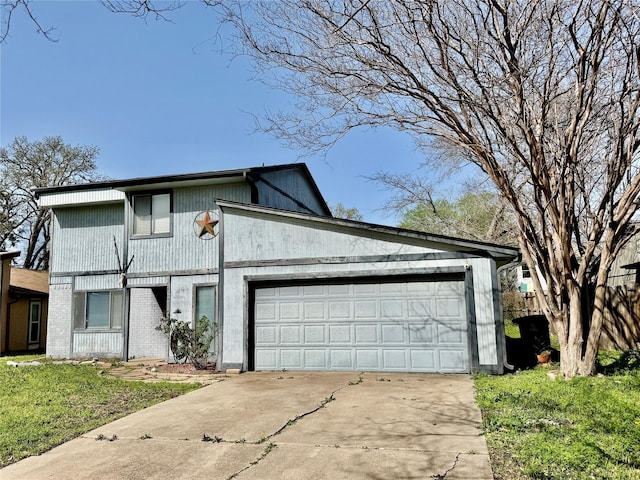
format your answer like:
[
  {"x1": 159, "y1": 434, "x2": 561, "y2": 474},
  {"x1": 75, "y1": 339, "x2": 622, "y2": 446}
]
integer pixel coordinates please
[
  {"x1": 0, "y1": 355, "x2": 199, "y2": 467},
  {"x1": 475, "y1": 362, "x2": 640, "y2": 479}
]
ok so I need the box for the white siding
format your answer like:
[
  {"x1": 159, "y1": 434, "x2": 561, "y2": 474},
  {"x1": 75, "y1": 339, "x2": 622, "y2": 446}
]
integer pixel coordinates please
[
  {"x1": 39, "y1": 189, "x2": 126, "y2": 207},
  {"x1": 73, "y1": 331, "x2": 122, "y2": 357},
  {"x1": 224, "y1": 211, "x2": 438, "y2": 262},
  {"x1": 46, "y1": 284, "x2": 73, "y2": 358},
  {"x1": 128, "y1": 288, "x2": 167, "y2": 359},
  {"x1": 50, "y1": 205, "x2": 124, "y2": 274}
]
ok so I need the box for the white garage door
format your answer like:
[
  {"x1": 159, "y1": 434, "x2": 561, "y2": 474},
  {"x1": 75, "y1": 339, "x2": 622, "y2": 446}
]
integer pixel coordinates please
[{"x1": 253, "y1": 279, "x2": 469, "y2": 373}]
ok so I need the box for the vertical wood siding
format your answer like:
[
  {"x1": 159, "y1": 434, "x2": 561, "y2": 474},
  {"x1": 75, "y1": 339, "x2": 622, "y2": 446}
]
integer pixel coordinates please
[
  {"x1": 224, "y1": 210, "x2": 437, "y2": 262},
  {"x1": 73, "y1": 331, "x2": 123, "y2": 357},
  {"x1": 468, "y1": 258, "x2": 498, "y2": 366},
  {"x1": 74, "y1": 274, "x2": 121, "y2": 291},
  {"x1": 51, "y1": 204, "x2": 124, "y2": 274},
  {"x1": 257, "y1": 169, "x2": 327, "y2": 215},
  {"x1": 128, "y1": 183, "x2": 250, "y2": 274}
]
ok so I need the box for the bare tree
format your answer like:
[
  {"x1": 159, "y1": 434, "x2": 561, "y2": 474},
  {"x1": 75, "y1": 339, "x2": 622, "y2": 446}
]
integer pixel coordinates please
[
  {"x1": 0, "y1": 136, "x2": 103, "y2": 269},
  {"x1": 0, "y1": 0, "x2": 57, "y2": 43},
  {"x1": 223, "y1": 0, "x2": 640, "y2": 377}
]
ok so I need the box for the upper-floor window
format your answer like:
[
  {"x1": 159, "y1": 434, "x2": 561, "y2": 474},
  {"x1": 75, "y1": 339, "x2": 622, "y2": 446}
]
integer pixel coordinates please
[{"x1": 132, "y1": 193, "x2": 171, "y2": 236}]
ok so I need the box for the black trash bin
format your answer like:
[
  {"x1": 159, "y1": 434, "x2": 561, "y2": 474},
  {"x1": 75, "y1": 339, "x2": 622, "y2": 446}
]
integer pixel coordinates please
[{"x1": 512, "y1": 315, "x2": 551, "y2": 367}]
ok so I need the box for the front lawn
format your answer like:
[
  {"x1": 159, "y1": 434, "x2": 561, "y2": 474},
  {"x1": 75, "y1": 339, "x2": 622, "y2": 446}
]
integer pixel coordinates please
[
  {"x1": 0, "y1": 356, "x2": 199, "y2": 467},
  {"x1": 475, "y1": 360, "x2": 640, "y2": 479}
]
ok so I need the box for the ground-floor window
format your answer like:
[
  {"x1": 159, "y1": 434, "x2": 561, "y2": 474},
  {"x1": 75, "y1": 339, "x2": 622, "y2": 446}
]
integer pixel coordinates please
[
  {"x1": 74, "y1": 290, "x2": 123, "y2": 329},
  {"x1": 195, "y1": 285, "x2": 215, "y2": 325},
  {"x1": 28, "y1": 300, "x2": 42, "y2": 344}
]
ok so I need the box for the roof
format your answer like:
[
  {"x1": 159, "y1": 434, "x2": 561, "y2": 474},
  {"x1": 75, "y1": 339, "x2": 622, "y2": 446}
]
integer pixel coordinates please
[
  {"x1": 9, "y1": 268, "x2": 49, "y2": 296},
  {"x1": 0, "y1": 251, "x2": 20, "y2": 261},
  {"x1": 215, "y1": 199, "x2": 520, "y2": 264},
  {"x1": 34, "y1": 162, "x2": 331, "y2": 216}
]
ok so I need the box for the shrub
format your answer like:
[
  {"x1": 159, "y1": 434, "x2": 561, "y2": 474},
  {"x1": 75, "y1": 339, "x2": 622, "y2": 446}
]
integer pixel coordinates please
[{"x1": 156, "y1": 316, "x2": 217, "y2": 369}]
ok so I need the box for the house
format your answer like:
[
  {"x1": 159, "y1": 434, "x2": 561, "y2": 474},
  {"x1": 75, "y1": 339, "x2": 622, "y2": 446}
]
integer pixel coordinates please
[
  {"x1": 36, "y1": 163, "x2": 519, "y2": 373},
  {"x1": 0, "y1": 251, "x2": 20, "y2": 354},
  {"x1": 0, "y1": 252, "x2": 49, "y2": 354}
]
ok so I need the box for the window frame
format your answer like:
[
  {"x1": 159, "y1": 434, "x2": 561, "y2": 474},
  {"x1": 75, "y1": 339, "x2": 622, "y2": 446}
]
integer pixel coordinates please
[
  {"x1": 194, "y1": 284, "x2": 217, "y2": 326},
  {"x1": 131, "y1": 190, "x2": 173, "y2": 238},
  {"x1": 193, "y1": 284, "x2": 218, "y2": 357},
  {"x1": 28, "y1": 299, "x2": 42, "y2": 345},
  {"x1": 74, "y1": 290, "x2": 123, "y2": 331}
]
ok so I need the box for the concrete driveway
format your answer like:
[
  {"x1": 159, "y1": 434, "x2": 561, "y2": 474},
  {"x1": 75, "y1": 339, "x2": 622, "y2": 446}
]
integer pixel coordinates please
[{"x1": 2, "y1": 372, "x2": 492, "y2": 480}]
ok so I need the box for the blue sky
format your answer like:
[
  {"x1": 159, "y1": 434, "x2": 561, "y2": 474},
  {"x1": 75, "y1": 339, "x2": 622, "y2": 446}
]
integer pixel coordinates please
[{"x1": 0, "y1": 1, "x2": 427, "y2": 224}]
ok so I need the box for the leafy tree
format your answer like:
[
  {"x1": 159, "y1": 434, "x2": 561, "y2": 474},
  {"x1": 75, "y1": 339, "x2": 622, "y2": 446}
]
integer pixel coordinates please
[
  {"x1": 219, "y1": 1, "x2": 640, "y2": 378},
  {"x1": 0, "y1": 136, "x2": 102, "y2": 269},
  {"x1": 331, "y1": 202, "x2": 363, "y2": 221}
]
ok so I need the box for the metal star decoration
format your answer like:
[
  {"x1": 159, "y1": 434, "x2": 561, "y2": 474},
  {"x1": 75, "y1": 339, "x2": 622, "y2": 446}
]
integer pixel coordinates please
[{"x1": 194, "y1": 211, "x2": 219, "y2": 238}]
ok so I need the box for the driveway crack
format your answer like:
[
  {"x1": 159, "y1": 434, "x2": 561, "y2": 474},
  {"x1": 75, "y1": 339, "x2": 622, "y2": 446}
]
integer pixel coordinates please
[
  {"x1": 225, "y1": 374, "x2": 363, "y2": 479},
  {"x1": 432, "y1": 452, "x2": 461, "y2": 479}
]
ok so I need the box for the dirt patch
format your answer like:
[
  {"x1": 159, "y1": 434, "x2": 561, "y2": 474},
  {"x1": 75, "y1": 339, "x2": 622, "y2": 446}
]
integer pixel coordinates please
[{"x1": 150, "y1": 363, "x2": 218, "y2": 375}]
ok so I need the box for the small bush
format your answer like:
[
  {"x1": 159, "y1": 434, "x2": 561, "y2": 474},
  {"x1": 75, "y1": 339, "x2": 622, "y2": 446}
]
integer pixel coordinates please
[{"x1": 156, "y1": 316, "x2": 217, "y2": 370}]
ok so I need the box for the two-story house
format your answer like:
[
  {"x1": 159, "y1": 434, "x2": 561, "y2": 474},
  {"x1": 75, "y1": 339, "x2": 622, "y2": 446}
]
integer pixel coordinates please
[{"x1": 36, "y1": 163, "x2": 519, "y2": 374}]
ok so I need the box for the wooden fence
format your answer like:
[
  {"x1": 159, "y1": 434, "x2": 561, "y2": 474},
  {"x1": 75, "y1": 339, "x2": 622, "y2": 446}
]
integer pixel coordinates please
[{"x1": 503, "y1": 288, "x2": 640, "y2": 350}]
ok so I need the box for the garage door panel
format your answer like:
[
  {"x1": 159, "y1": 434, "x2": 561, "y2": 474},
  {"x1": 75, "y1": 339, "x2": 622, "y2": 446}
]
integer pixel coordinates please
[
  {"x1": 302, "y1": 285, "x2": 324, "y2": 296},
  {"x1": 380, "y1": 299, "x2": 404, "y2": 318},
  {"x1": 380, "y1": 282, "x2": 404, "y2": 294},
  {"x1": 280, "y1": 325, "x2": 301, "y2": 344},
  {"x1": 356, "y1": 349, "x2": 379, "y2": 369},
  {"x1": 355, "y1": 324, "x2": 378, "y2": 343},
  {"x1": 256, "y1": 325, "x2": 276, "y2": 344},
  {"x1": 354, "y1": 283, "x2": 376, "y2": 295},
  {"x1": 381, "y1": 324, "x2": 405, "y2": 343},
  {"x1": 436, "y1": 298, "x2": 464, "y2": 317},
  {"x1": 255, "y1": 303, "x2": 276, "y2": 321},
  {"x1": 304, "y1": 350, "x2": 326, "y2": 368},
  {"x1": 354, "y1": 300, "x2": 376, "y2": 318},
  {"x1": 256, "y1": 349, "x2": 277, "y2": 369},
  {"x1": 383, "y1": 350, "x2": 407, "y2": 369},
  {"x1": 409, "y1": 323, "x2": 435, "y2": 344},
  {"x1": 410, "y1": 349, "x2": 436, "y2": 370},
  {"x1": 304, "y1": 325, "x2": 325, "y2": 343},
  {"x1": 254, "y1": 279, "x2": 469, "y2": 372},
  {"x1": 280, "y1": 303, "x2": 301, "y2": 319},
  {"x1": 281, "y1": 349, "x2": 302, "y2": 369},
  {"x1": 440, "y1": 350, "x2": 466, "y2": 371},
  {"x1": 329, "y1": 349, "x2": 352, "y2": 368},
  {"x1": 329, "y1": 301, "x2": 350, "y2": 318},
  {"x1": 437, "y1": 323, "x2": 466, "y2": 344},
  {"x1": 408, "y1": 298, "x2": 435, "y2": 318},
  {"x1": 304, "y1": 302, "x2": 324, "y2": 319},
  {"x1": 329, "y1": 325, "x2": 351, "y2": 343}
]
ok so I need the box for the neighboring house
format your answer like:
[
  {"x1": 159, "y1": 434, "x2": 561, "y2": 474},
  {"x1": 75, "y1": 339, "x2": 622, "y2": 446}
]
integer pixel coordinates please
[
  {"x1": 6, "y1": 268, "x2": 49, "y2": 352},
  {"x1": 516, "y1": 263, "x2": 548, "y2": 294},
  {"x1": 0, "y1": 251, "x2": 20, "y2": 355},
  {"x1": 0, "y1": 252, "x2": 49, "y2": 354},
  {"x1": 36, "y1": 163, "x2": 519, "y2": 374}
]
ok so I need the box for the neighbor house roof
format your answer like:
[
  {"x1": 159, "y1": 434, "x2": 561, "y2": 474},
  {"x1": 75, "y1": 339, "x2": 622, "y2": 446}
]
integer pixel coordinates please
[{"x1": 9, "y1": 269, "x2": 49, "y2": 296}]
